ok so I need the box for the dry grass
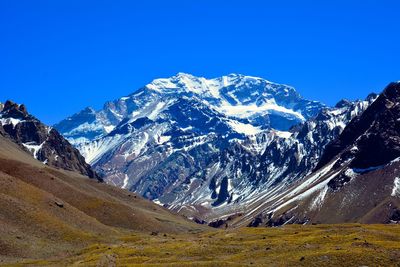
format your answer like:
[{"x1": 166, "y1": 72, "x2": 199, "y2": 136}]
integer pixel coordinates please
[
  {"x1": 0, "y1": 136, "x2": 205, "y2": 264},
  {"x1": 7, "y1": 224, "x2": 400, "y2": 267}
]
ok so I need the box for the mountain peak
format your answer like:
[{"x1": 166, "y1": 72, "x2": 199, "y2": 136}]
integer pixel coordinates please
[
  {"x1": 366, "y1": 92, "x2": 378, "y2": 102},
  {"x1": 382, "y1": 81, "x2": 400, "y2": 99},
  {"x1": 0, "y1": 101, "x2": 99, "y2": 179},
  {"x1": 317, "y1": 82, "x2": 400, "y2": 170},
  {"x1": 2, "y1": 100, "x2": 29, "y2": 118},
  {"x1": 56, "y1": 73, "x2": 326, "y2": 150},
  {"x1": 334, "y1": 99, "x2": 352, "y2": 108},
  {"x1": 175, "y1": 72, "x2": 196, "y2": 78},
  {"x1": 82, "y1": 106, "x2": 96, "y2": 114}
]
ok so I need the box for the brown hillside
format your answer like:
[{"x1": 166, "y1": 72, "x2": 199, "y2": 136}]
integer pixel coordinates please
[{"x1": 0, "y1": 135, "x2": 205, "y2": 262}]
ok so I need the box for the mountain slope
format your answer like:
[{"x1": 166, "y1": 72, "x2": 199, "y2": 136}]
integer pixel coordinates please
[
  {"x1": 0, "y1": 133, "x2": 205, "y2": 262},
  {"x1": 243, "y1": 83, "x2": 400, "y2": 227},
  {"x1": 0, "y1": 100, "x2": 98, "y2": 179},
  {"x1": 53, "y1": 74, "x2": 327, "y2": 213},
  {"x1": 55, "y1": 73, "x2": 325, "y2": 147},
  {"x1": 167, "y1": 95, "x2": 374, "y2": 223}
]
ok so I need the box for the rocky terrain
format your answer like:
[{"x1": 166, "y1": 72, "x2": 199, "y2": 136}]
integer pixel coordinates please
[
  {"x1": 0, "y1": 100, "x2": 99, "y2": 179},
  {"x1": 55, "y1": 73, "x2": 381, "y2": 225},
  {"x1": 244, "y1": 82, "x2": 400, "y2": 227},
  {"x1": 0, "y1": 131, "x2": 204, "y2": 263}
]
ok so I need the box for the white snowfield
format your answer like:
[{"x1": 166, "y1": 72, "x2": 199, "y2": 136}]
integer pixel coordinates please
[{"x1": 145, "y1": 73, "x2": 307, "y2": 121}]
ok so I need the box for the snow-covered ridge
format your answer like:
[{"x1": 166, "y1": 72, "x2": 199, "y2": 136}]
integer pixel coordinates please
[
  {"x1": 144, "y1": 73, "x2": 319, "y2": 123},
  {"x1": 55, "y1": 73, "x2": 325, "y2": 150}
]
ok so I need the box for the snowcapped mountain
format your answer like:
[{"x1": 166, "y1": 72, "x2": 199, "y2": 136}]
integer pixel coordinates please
[
  {"x1": 55, "y1": 73, "x2": 377, "y2": 224},
  {"x1": 55, "y1": 73, "x2": 324, "y2": 147},
  {"x1": 0, "y1": 100, "x2": 99, "y2": 179},
  {"x1": 243, "y1": 84, "x2": 400, "y2": 226},
  {"x1": 163, "y1": 95, "x2": 375, "y2": 223}
]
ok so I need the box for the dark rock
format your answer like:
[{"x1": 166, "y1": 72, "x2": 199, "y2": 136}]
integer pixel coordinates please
[
  {"x1": 208, "y1": 219, "x2": 227, "y2": 228},
  {"x1": 193, "y1": 217, "x2": 207, "y2": 225},
  {"x1": 55, "y1": 201, "x2": 64, "y2": 208},
  {"x1": 335, "y1": 99, "x2": 352, "y2": 108},
  {"x1": 0, "y1": 100, "x2": 100, "y2": 180},
  {"x1": 212, "y1": 177, "x2": 229, "y2": 206},
  {"x1": 248, "y1": 217, "x2": 263, "y2": 227},
  {"x1": 317, "y1": 82, "x2": 400, "y2": 170},
  {"x1": 390, "y1": 209, "x2": 400, "y2": 222}
]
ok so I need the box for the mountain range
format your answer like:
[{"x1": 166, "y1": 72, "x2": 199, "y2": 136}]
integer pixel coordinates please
[
  {"x1": 0, "y1": 102, "x2": 204, "y2": 261},
  {"x1": 49, "y1": 73, "x2": 400, "y2": 226},
  {"x1": 0, "y1": 100, "x2": 98, "y2": 179}
]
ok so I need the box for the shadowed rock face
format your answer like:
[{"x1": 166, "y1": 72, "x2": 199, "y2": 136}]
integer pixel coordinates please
[
  {"x1": 317, "y1": 82, "x2": 400, "y2": 170},
  {"x1": 0, "y1": 100, "x2": 99, "y2": 180},
  {"x1": 246, "y1": 83, "x2": 400, "y2": 228}
]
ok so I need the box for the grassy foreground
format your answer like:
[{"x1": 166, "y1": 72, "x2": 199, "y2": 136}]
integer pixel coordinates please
[{"x1": 5, "y1": 224, "x2": 400, "y2": 267}]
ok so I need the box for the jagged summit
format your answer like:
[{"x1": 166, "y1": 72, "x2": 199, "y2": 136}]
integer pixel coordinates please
[
  {"x1": 0, "y1": 100, "x2": 99, "y2": 179},
  {"x1": 250, "y1": 82, "x2": 400, "y2": 227},
  {"x1": 334, "y1": 99, "x2": 352, "y2": 108},
  {"x1": 144, "y1": 73, "x2": 299, "y2": 101},
  {"x1": 317, "y1": 82, "x2": 400, "y2": 170},
  {"x1": 2, "y1": 100, "x2": 28, "y2": 118},
  {"x1": 55, "y1": 73, "x2": 325, "y2": 147}
]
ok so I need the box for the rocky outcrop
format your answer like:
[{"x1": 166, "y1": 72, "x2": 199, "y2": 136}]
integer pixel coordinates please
[
  {"x1": 0, "y1": 100, "x2": 99, "y2": 180},
  {"x1": 317, "y1": 82, "x2": 400, "y2": 170},
  {"x1": 247, "y1": 83, "x2": 400, "y2": 227}
]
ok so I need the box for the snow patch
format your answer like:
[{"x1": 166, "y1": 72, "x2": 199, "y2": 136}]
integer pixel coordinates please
[
  {"x1": 227, "y1": 120, "x2": 261, "y2": 135},
  {"x1": 122, "y1": 174, "x2": 129, "y2": 189},
  {"x1": 0, "y1": 117, "x2": 23, "y2": 128},
  {"x1": 153, "y1": 199, "x2": 164, "y2": 206},
  {"x1": 157, "y1": 135, "x2": 171, "y2": 144},
  {"x1": 22, "y1": 141, "x2": 45, "y2": 159},
  {"x1": 104, "y1": 125, "x2": 115, "y2": 133},
  {"x1": 309, "y1": 186, "x2": 328, "y2": 210},
  {"x1": 391, "y1": 177, "x2": 400, "y2": 197},
  {"x1": 218, "y1": 102, "x2": 305, "y2": 121},
  {"x1": 148, "y1": 102, "x2": 167, "y2": 120},
  {"x1": 274, "y1": 130, "x2": 292, "y2": 139}
]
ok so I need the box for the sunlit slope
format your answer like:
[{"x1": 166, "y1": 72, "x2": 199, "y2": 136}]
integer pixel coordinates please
[{"x1": 0, "y1": 135, "x2": 205, "y2": 262}]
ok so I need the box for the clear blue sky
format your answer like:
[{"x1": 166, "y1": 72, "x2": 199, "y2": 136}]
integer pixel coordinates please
[{"x1": 1, "y1": 0, "x2": 399, "y2": 124}]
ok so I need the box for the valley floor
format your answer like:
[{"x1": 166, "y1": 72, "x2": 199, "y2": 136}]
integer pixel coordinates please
[{"x1": 4, "y1": 224, "x2": 400, "y2": 267}]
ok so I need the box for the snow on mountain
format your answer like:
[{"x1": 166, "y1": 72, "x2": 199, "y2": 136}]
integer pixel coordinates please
[
  {"x1": 144, "y1": 73, "x2": 323, "y2": 129},
  {"x1": 57, "y1": 73, "x2": 381, "y2": 223},
  {"x1": 161, "y1": 96, "x2": 375, "y2": 223},
  {"x1": 391, "y1": 177, "x2": 400, "y2": 197},
  {"x1": 242, "y1": 84, "x2": 400, "y2": 227},
  {"x1": 55, "y1": 73, "x2": 324, "y2": 148},
  {"x1": 0, "y1": 100, "x2": 99, "y2": 179}
]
